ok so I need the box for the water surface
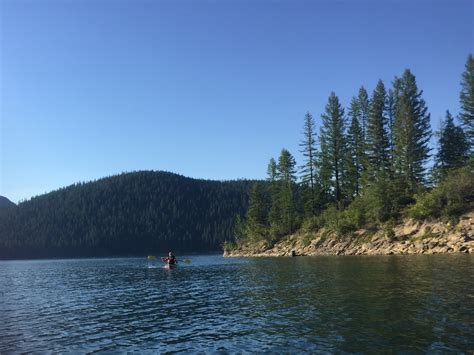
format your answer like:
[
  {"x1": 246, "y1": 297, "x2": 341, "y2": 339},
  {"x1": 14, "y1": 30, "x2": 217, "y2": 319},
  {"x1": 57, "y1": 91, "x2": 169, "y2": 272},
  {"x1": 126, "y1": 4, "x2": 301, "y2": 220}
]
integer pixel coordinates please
[{"x1": 1, "y1": 254, "x2": 473, "y2": 352}]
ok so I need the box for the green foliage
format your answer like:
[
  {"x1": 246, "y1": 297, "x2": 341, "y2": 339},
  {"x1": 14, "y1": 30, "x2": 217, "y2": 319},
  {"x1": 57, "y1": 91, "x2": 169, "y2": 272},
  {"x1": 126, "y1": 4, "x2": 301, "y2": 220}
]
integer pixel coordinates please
[
  {"x1": 232, "y1": 214, "x2": 247, "y2": 243},
  {"x1": 433, "y1": 110, "x2": 469, "y2": 180},
  {"x1": 342, "y1": 197, "x2": 367, "y2": 230},
  {"x1": 267, "y1": 158, "x2": 278, "y2": 183},
  {"x1": 302, "y1": 204, "x2": 359, "y2": 236},
  {"x1": 319, "y1": 92, "x2": 346, "y2": 202},
  {"x1": 460, "y1": 54, "x2": 474, "y2": 149},
  {"x1": 383, "y1": 219, "x2": 397, "y2": 240},
  {"x1": 361, "y1": 172, "x2": 396, "y2": 223},
  {"x1": 357, "y1": 86, "x2": 370, "y2": 139},
  {"x1": 367, "y1": 80, "x2": 390, "y2": 177},
  {"x1": 345, "y1": 97, "x2": 366, "y2": 199},
  {"x1": 245, "y1": 183, "x2": 269, "y2": 240},
  {"x1": 299, "y1": 112, "x2": 318, "y2": 215},
  {"x1": 407, "y1": 166, "x2": 474, "y2": 221},
  {"x1": 268, "y1": 149, "x2": 299, "y2": 237},
  {"x1": 323, "y1": 205, "x2": 358, "y2": 236},
  {"x1": 386, "y1": 88, "x2": 396, "y2": 165},
  {"x1": 222, "y1": 240, "x2": 237, "y2": 253},
  {"x1": 230, "y1": 59, "x2": 474, "y2": 253},
  {"x1": 0, "y1": 171, "x2": 255, "y2": 259},
  {"x1": 393, "y1": 69, "x2": 432, "y2": 192},
  {"x1": 301, "y1": 172, "x2": 400, "y2": 236}
]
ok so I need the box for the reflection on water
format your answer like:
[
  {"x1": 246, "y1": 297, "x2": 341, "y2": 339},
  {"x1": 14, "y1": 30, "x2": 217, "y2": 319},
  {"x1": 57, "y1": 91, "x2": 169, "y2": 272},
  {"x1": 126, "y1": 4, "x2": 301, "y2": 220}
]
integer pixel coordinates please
[{"x1": 1, "y1": 255, "x2": 473, "y2": 352}]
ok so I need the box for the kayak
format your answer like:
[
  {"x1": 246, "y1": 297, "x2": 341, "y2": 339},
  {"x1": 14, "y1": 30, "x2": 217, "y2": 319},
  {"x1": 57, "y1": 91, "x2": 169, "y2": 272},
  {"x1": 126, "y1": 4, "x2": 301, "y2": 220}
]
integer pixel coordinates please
[{"x1": 163, "y1": 263, "x2": 177, "y2": 269}]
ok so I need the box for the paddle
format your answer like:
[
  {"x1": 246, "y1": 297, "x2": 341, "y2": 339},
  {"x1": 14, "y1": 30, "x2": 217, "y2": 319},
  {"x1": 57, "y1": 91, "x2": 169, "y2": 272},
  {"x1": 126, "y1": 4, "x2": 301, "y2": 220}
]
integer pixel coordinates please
[{"x1": 154, "y1": 256, "x2": 191, "y2": 264}]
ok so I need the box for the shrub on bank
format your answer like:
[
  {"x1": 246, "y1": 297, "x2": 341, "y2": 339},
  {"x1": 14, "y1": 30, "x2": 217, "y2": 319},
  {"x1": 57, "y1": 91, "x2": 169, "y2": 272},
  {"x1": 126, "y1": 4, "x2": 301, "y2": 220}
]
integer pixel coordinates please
[{"x1": 407, "y1": 166, "x2": 474, "y2": 221}]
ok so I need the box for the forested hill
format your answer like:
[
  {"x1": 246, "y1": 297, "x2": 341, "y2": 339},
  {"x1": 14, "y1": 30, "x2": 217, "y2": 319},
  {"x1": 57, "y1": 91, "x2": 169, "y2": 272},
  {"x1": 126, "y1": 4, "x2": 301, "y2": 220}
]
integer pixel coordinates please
[
  {"x1": 0, "y1": 171, "x2": 255, "y2": 259},
  {"x1": 0, "y1": 196, "x2": 15, "y2": 209}
]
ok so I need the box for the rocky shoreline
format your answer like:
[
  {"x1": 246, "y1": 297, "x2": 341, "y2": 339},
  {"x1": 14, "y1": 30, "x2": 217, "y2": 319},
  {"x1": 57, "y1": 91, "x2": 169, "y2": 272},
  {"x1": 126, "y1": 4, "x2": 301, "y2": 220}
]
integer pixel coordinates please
[{"x1": 224, "y1": 212, "x2": 474, "y2": 257}]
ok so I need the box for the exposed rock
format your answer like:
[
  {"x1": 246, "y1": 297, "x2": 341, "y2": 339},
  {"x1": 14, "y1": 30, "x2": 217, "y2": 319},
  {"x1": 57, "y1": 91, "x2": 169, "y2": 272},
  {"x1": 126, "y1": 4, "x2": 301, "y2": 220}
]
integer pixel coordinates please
[{"x1": 224, "y1": 211, "x2": 474, "y2": 257}]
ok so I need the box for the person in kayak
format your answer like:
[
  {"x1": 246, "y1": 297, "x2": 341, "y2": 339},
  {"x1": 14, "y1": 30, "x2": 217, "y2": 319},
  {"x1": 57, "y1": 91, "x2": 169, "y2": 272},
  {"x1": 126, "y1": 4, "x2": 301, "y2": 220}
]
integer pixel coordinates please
[{"x1": 162, "y1": 251, "x2": 177, "y2": 265}]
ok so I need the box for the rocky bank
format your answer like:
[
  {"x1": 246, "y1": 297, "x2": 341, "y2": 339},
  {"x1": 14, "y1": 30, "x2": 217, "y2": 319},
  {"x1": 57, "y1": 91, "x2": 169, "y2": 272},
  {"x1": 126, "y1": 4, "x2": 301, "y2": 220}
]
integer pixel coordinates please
[{"x1": 224, "y1": 211, "x2": 474, "y2": 257}]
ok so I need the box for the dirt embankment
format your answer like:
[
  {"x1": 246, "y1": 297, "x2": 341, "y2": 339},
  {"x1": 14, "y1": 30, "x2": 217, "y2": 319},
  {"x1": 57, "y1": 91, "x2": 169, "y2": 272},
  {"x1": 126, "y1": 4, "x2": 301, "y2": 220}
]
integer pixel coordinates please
[{"x1": 224, "y1": 212, "x2": 474, "y2": 257}]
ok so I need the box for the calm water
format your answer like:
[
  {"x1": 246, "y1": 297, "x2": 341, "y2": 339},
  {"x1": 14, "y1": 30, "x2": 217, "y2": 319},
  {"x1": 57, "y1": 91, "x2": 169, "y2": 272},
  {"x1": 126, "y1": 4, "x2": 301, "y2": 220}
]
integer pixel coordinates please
[{"x1": 1, "y1": 254, "x2": 473, "y2": 352}]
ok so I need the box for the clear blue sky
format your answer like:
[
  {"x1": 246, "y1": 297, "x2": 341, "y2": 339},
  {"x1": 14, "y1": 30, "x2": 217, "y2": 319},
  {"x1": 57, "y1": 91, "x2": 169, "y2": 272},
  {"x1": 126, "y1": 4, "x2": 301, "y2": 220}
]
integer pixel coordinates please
[{"x1": 1, "y1": 0, "x2": 473, "y2": 203}]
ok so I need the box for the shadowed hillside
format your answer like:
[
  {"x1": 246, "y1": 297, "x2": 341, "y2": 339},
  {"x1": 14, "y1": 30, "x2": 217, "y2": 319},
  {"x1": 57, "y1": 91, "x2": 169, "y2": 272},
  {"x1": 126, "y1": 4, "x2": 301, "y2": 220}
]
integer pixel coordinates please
[
  {"x1": 0, "y1": 196, "x2": 15, "y2": 209},
  {"x1": 0, "y1": 171, "x2": 255, "y2": 259}
]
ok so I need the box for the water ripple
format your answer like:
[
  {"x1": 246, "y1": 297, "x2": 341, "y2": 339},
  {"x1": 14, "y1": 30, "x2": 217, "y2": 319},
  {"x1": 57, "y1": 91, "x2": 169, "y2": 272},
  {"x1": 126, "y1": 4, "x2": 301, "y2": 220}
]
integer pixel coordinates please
[{"x1": 1, "y1": 254, "x2": 473, "y2": 352}]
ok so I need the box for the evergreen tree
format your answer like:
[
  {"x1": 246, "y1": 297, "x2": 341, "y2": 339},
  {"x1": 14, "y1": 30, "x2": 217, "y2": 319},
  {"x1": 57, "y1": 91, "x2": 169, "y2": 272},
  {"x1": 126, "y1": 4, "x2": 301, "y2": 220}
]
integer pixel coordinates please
[
  {"x1": 320, "y1": 92, "x2": 346, "y2": 203},
  {"x1": 386, "y1": 88, "x2": 396, "y2": 167},
  {"x1": 277, "y1": 149, "x2": 298, "y2": 234},
  {"x1": 277, "y1": 149, "x2": 297, "y2": 183},
  {"x1": 345, "y1": 97, "x2": 365, "y2": 199},
  {"x1": 393, "y1": 69, "x2": 432, "y2": 192},
  {"x1": 358, "y1": 86, "x2": 370, "y2": 139},
  {"x1": 299, "y1": 112, "x2": 318, "y2": 215},
  {"x1": 267, "y1": 157, "x2": 281, "y2": 233},
  {"x1": 318, "y1": 131, "x2": 333, "y2": 206},
  {"x1": 267, "y1": 158, "x2": 278, "y2": 184},
  {"x1": 459, "y1": 54, "x2": 474, "y2": 149},
  {"x1": 367, "y1": 80, "x2": 390, "y2": 177},
  {"x1": 434, "y1": 110, "x2": 469, "y2": 177},
  {"x1": 245, "y1": 182, "x2": 268, "y2": 239},
  {"x1": 269, "y1": 149, "x2": 298, "y2": 235},
  {"x1": 232, "y1": 215, "x2": 246, "y2": 243}
]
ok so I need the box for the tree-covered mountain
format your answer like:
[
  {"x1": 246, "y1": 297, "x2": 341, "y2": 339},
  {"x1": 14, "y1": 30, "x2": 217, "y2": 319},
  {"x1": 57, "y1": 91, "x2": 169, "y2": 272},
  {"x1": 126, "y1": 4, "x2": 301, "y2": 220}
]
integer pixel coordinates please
[
  {"x1": 0, "y1": 196, "x2": 16, "y2": 209},
  {"x1": 0, "y1": 171, "x2": 255, "y2": 259}
]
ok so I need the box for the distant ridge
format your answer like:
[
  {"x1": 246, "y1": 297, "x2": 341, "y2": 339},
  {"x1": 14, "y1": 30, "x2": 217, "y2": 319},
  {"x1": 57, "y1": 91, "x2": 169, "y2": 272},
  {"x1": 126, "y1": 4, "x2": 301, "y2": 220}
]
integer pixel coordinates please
[
  {"x1": 0, "y1": 170, "x2": 257, "y2": 259},
  {"x1": 0, "y1": 196, "x2": 15, "y2": 209}
]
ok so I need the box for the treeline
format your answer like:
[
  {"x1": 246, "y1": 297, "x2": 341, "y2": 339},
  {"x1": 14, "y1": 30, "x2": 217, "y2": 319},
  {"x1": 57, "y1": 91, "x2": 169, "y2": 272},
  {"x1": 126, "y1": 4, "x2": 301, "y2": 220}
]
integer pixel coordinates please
[
  {"x1": 233, "y1": 55, "x2": 474, "y2": 245},
  {"x1": 0, "y1": 171, "x2": 255, "y2": 259}
]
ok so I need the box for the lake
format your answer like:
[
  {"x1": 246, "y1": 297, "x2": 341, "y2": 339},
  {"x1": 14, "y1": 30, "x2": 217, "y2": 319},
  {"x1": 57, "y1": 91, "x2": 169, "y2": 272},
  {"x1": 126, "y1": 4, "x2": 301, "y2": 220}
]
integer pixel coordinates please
[{"x1": 1, "y1": 254, "x2": 473, "y2": 352}]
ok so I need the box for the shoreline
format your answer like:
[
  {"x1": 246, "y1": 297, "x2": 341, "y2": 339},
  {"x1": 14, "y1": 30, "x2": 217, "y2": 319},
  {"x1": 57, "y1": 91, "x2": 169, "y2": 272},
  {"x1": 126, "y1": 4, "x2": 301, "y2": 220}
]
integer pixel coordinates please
[{"x1": 224, "y1": 212, "x2": 474, "y2": 257}]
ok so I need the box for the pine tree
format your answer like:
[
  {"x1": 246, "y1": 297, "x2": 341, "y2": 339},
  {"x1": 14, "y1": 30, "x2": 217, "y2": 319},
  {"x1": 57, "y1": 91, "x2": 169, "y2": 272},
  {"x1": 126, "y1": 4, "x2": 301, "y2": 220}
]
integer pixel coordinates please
[
  {"x1": 271, "y1": 149, "x2": 298, "y2": 235},
  {"x1": 277, "y1": 149, "x2": 297, "y2": 183},
  {"x1": 393, "y1": 69, "x2": 432, "y2": 192},
  {"x1": 267, "y1": 158, "x2": 278, "y2": 184},
  {"x1": 299, "y1": 112, "x2": 317, "y2": 215},
  {"x1": 320, "y1": 92, "x2": 346, "y2": 203},
  {"x1": 267, "y1": 157, "x2": 281, "y2": 233},
  {"x1": 246, "y1": 182, "x2": 268, "y2": 239},
  {"x1": 367, "y1": 80, "x2": 390, "y2": 177},
  {"x1": 459, "y1": 54, "x2": 474, "y2": 149},
  {"x1": 345, "y1": 97, "x2": 365, "y2": 199},
  {"x1": 358, "y1": 86, "x2": 370, "y2": 139},
  {"x1": 386, "y1": 88, "x2": 396, "y2": 167},
  {"x1": 434, "y1": 110, "x2": 469, "y2": 178},
  {"x1": 267, "y1": 150, "x2": 298, "y2": 236}
]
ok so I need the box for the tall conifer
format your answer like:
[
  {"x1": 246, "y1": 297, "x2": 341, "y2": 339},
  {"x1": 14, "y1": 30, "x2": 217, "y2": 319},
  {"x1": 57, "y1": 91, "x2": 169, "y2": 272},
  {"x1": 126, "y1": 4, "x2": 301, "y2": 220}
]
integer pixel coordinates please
[
  {"x1": 246, "y1": 183, "x2": 268, "y2": 239},
  {"x1": 345, "y1": 97, "x2": 365, "y2": 198},
  {"x1": 367, "y1": 80, "x2": 390, "y2": 177},
  {"x1": 277, "y1": 149, "x2": 297, "y2": 234},
  {"x1": 320, "y1": 92, "x2": 346, "y2": 203},
  {"x1": 460, "y1": 54, "x2": 474, "y2": 149},
  {"x1": 358, "y1": 86, "x2": 370, "y2": 139},
  {"x1": 299, "y1": 112, "x2": 318, "y2": 215},
  {"x1": 393, "y1": 70, "x2": 431, "y2": 192},
  {"x1": 386, "y1": 88, "x2": 396, "y2": 167},
  {"x1": 434, "y1": 110, "x2": 469, "y2": 177}
]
